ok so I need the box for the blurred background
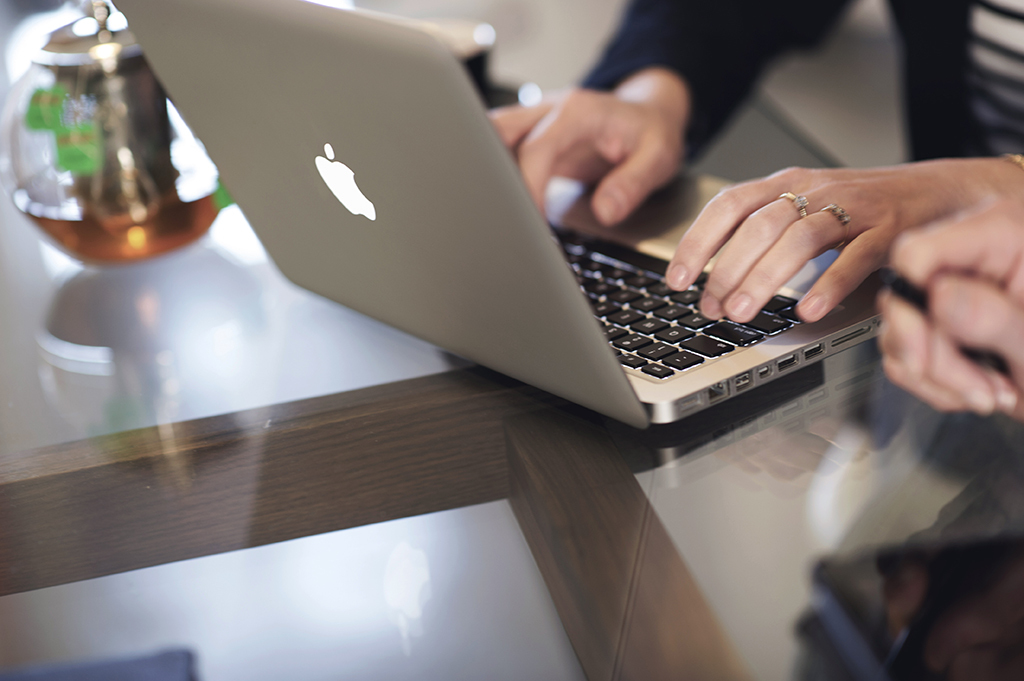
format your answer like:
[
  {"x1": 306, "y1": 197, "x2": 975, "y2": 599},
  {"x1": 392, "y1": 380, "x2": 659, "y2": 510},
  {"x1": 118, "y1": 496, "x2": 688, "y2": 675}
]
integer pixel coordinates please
[{"x1": 1, "y1": 0, "x2": 905, "y2": 167}]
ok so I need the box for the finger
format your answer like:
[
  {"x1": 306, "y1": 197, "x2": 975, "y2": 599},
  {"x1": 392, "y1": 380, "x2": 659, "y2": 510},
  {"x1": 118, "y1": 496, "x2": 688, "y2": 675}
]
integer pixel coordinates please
[
  {"x1": 931, "y1": 275, "x2": 1024, "y2": 372},
  {"x1": 930, "y1": 275, "x2": 1024, "y2": 411},
  {"x1": 797, "y1": 226, "x2": 889, "y2": 322},
  {"x1": 892, "y1": 198, "x2": 1024, "y2": 292},
  {"x1": 516, "y1": 103, "x2": 595, "y2": 211},
  {"x1": 878, "y1": 293, "x2": 973, "y2": 411},
  {"x1": 718, "y1": 209, "x2": 847, "y2": 322},
  {"x1": 879, "y1": 291, "x2": 1005, "y2": 414},
  {"x1": 591, "y1": 128, "x2": 680, "y2": 226},
  {"x1": 882, "y1": 355, "x2": 971, "y2": 412},
  {"x1": 878, "y1": 290, "x2": 930, "y2": 380},
  {"x1": 667, "y1": 167, "x2": 816, "y2": 291},
  {"x1": 695, "y1": 198, "x2": 799, "y2": 319},
  {"x1": 924, "y1": 316, "x2": 1000, "y2": 415},
  {"x1": 488, "y1": 102, "x2": 554, "y2": 150}
]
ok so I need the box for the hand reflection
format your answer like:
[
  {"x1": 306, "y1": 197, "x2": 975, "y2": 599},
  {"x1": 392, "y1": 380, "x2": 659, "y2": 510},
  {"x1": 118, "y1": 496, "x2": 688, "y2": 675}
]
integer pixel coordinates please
[{"x1": 716, "y1": 416, "x2": 845, "y2": 484}]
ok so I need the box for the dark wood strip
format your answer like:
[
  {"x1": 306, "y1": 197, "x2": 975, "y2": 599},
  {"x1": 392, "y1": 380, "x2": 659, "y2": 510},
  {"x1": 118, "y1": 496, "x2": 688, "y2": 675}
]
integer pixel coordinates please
[
  {"x1": 0, "y1": 368, "x2": 542, "y2": 597},
  {"x1": 507, "y1": 408, "x2": 750, "y2": 681}
]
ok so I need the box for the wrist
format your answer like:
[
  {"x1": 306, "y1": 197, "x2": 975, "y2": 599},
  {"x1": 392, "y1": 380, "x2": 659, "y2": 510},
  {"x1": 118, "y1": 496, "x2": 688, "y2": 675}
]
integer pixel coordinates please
[{"x1": 613, "y1": 67, "x2": 691, "y2": 133}]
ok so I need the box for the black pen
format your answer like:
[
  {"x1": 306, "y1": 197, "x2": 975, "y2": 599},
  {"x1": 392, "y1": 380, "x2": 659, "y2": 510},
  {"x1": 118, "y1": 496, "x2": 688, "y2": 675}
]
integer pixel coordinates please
[{"x1": 879, "y1": 267, "x2": 1010, "y2": 376}]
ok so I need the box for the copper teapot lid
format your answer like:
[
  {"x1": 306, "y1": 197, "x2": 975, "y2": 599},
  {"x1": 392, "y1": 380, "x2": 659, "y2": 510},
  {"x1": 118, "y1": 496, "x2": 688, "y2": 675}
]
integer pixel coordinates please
[{"x1": 34, "y1": 2, "x2": 141, "y2": 66}]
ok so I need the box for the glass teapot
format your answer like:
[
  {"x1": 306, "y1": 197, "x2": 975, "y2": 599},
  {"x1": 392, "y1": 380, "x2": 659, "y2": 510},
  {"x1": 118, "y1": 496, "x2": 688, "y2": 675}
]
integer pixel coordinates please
[{"x1": 0, "y1": 1, "x2": 219, "y2": 263}]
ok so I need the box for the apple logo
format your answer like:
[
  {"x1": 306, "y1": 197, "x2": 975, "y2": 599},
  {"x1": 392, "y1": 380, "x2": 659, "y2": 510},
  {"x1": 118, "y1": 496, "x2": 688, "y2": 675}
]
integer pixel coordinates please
[{"x1": 315, "y1": 143, "x2": 376, "y2": 221}]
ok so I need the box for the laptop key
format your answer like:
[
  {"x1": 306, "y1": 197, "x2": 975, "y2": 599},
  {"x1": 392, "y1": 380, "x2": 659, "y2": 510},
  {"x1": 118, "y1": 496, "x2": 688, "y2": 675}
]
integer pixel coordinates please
[
  {"x1": 603, "y1": 324, "x2": 628, "y2": 341},
  {"x1": 655, "y1": 327, "x2": 695, "y2": 344},
  {"x1": 613, "y1": 334, "x2": 653, "y2": 351},
  {"x1": 680, "y1": 335, "x2": 734, "y2": 357},
  {"x1": 654, "y1": 304, "x2": 690, "y2": 321},
  {"x1": 663, "y1": 351, "x2": 705, "y2": 371},
  {"x1": 631, "y1": 317, "x2": 668, "y2": 335},
  {"x1": 704, "y1": 322, "x2": 764, "y2": 347},
  {"x1": 778, "y1": 306, "x2": 802, "y2": 323},
  {"x1": 607, "y1": 309, "x2": 645, "y2": 326},
  {"x1": 591, "y1": 300, "x2": 621, "y2": 317},
  {"x1": 762, "y1": 295, "x2": 798, "y2": 313},
  {"x1": 632, "y1": 296, "x2": 667, "y2": 313},
  {"x1": 626, "y1": 275, "x2": 658, "y2": 288},
  {"x1": 583, "y1": 280, "x2": 616, "y2": 296},
  {"x1": 670, "y1": 289, "x2": 700, "y2": 306},
  {"x1": 607, "y1": 268, "x2": 632, "y2": 280},
  {"x1": 744, "y1": 312, "x2": 791, "y2": 334},
  {"x1": 608, "y1": 288, "x2": 644, "y2": 304},
  {"x1": 638, "y1": 342, "x2": 678, "y2": 361},
  {"x1": 619, "y1": 354, "x2": 648, "y2": 369},
  {"x1": 642, "y1": 364, "x2": 675, "y2": 379},
  {"x1": 679, "y1": 312, "x2": 715, "y2": 329},
  {"x1": 647, "y1": 282, "x2": 673, "y2": 296}
]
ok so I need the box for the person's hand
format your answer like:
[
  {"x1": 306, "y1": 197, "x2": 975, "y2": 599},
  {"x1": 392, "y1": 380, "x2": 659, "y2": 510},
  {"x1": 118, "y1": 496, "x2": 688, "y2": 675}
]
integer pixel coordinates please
[
  {"x1": 879, "y1": 197, "x2": 1024, "y2": 419},
  {"x1": 664, "y1": 158, "x2": 1024, "y2": 324},
  {"x1": 488, "y1": 67, "x2": 690, "y2": 226}
]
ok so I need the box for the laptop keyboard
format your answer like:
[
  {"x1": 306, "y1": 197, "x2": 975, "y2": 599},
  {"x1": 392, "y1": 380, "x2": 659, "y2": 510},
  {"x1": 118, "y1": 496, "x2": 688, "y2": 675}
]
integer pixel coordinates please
[{"x1": 560, "y1": 236, "x2": 803, "y2": 381}]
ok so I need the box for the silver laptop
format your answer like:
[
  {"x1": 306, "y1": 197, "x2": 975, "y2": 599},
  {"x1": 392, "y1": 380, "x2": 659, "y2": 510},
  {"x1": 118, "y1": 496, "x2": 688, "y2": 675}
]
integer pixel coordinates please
[{"x1": 117, "y1": 0, "x2": 881, "y2": 429}]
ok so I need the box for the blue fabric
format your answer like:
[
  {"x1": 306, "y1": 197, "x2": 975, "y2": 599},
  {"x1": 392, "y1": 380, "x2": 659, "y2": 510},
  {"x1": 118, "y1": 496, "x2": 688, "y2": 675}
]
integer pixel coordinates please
[
  {"x1": 584, "y1": 0, "x2": 974, "y2": 162},
  {"x1": 0, "y1": 650, "x2": 196, "y2": 681}
]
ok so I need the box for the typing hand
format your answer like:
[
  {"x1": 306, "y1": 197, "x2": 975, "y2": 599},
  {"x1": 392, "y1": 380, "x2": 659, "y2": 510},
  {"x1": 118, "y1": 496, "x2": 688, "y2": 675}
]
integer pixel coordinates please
[
  {"x1": 664, "y1": 157, "x2": 1024, "y2": 324},
  {"x1": 488, "y1": 67, "x2": 690, "y2": 226},
  {"x1": 879, "y1": 197, "x2": 1024, "y2": 419}
]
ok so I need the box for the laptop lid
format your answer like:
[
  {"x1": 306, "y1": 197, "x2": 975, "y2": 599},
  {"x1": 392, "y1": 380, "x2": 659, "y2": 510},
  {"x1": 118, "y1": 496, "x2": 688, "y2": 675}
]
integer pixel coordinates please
[{"x1": 116, "y1": 0, "x2": 651, "y2": 428}]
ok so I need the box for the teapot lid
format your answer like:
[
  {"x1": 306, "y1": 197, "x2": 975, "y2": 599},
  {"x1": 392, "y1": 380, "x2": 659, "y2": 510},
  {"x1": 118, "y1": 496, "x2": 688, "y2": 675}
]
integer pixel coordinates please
[{"x1": 34, "y1": 2, "x2": 141, "y2": 66}]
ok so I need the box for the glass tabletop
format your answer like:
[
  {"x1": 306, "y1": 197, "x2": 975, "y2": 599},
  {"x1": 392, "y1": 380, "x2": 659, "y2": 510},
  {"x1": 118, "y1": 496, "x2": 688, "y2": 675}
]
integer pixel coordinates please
[{"x1": 4, "y1": 3, "x2": 1022, "y2": 681}]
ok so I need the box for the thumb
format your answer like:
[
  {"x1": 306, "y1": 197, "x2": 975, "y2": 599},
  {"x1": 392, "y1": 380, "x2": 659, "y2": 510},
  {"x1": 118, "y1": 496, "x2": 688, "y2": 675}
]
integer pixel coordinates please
[
  {"x1": 488, "y1": 102, "x2": 554, "y2": 150},
  {"x1": 591, "y1": 131, "x2": 680, "y2": 226}
]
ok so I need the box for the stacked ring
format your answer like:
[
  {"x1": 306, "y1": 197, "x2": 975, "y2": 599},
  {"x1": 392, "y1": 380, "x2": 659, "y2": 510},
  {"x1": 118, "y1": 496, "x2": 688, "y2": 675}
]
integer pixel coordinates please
[
  {"x1": 780, "y1": 192, "x2": 809, "y2": 218},
  {"x1": 820, "y1": 203, "x2": 851, "y2": 249}
]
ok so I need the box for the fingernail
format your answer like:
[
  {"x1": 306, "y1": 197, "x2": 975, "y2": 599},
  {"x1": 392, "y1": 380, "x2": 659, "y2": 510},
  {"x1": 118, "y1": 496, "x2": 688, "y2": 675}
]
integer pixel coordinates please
[
  {"x1": 799, "y1": 295, "x2": 824, "y2": 322},
  {"x1": 968, "y1": 390, "x2": 995, "y2": 415},
  {"x1": 667, "y1": 265, "x2": 689, "y2": 289},
  {"x1": 701, "y1": 295, "x2": 722, "y2": 319},
  {"x1": 595, "y1": 188, "x2": 624, "y2": 225},
  {"x1": 998, "y1": 386, "x2": 1018, "y2": 413},
  {"x1": 727, "y1": 293, "x2": 753, "y2": 319}
]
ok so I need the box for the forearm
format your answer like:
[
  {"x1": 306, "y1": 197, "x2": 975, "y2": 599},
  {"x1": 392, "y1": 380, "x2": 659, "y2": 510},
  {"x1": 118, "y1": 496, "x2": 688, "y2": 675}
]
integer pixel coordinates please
[{"x1": 584, "y1": 0, "x2": 853, "y2": 157}]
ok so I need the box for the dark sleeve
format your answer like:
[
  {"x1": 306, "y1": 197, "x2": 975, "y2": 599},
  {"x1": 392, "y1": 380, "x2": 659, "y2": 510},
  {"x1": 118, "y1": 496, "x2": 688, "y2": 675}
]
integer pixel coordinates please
[{"x1": 583, "y1": 0, "x2": 853, "y2": 158}]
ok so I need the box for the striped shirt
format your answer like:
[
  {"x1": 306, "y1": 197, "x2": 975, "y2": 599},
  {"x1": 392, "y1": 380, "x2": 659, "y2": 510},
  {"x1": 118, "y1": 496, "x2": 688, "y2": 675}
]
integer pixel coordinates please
[{"x1": 968, "y1": 0, "x2": 1024, "y2": 154}]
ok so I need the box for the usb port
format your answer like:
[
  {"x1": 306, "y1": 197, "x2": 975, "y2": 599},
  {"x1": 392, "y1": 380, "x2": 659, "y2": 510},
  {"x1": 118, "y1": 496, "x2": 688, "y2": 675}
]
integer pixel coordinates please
[
  {"x1": 778, "y1": 355, "x2": 798, "y2": 371},
  {"x1": 708, "y1": 381, "x2": 728, "y2": 403},
  {"x1": 758, "y1": 365, "x2": 772, "y2": 380},
  {"x1": 804, "y1": 344, "x2": 824, "y2": 361},
  {"x1": 735, "y1": 372, "x2": 752, "y2": 391}
]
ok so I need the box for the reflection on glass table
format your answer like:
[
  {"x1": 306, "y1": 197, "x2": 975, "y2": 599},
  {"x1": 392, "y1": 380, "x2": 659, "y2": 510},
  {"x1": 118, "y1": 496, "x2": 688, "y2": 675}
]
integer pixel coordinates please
[{"x1": 0, "y1": 197, "x2": 463, "y2": 455}]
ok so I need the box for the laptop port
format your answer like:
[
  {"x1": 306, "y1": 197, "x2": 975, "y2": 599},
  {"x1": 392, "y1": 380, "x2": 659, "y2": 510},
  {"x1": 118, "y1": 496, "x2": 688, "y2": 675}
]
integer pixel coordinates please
[
  {"x1": 708, "y1": 381, "x2": 729, "y2": 403},
  {"x1": 831, "y1": 326, "x2": 871, "y2": 348},
  {"x1": 804, "y1": 344, "x2": 824, "y2": 361},
  {"x1": 758, "y1": 365, "x2": 772, "y2": 380},
  {"x1": 735, "y1": 372, "x2": 752, "y2": 391},
  {"x1": 777, "y1": 355, "x2": 798, "y2": 371}
]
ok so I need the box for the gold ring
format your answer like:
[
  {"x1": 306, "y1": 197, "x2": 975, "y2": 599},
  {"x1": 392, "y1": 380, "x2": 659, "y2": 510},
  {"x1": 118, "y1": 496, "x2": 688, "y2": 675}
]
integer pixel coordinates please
[
  {"x1": 820, "y1": 203, "x2": 851, "y2": 249},
  {"x1": 780, "y1": 192, "x2": 809, "y2": 218}
]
